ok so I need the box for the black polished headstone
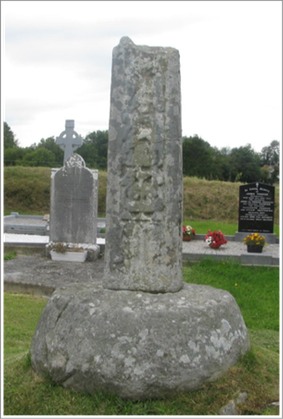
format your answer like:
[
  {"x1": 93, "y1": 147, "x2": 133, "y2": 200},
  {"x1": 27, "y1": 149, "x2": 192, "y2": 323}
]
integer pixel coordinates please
[{"x1": 238, "y1": 182, "x2": 274, "y2": 233}]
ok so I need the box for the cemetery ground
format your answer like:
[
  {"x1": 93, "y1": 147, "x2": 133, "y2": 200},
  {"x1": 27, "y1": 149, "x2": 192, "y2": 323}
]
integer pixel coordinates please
[
  {"x1": 3, "y1": 166, "x2": 280, "y2": 414},
  {"x1": 4, "y1": 258, "x2": 279, "y2": 416}
]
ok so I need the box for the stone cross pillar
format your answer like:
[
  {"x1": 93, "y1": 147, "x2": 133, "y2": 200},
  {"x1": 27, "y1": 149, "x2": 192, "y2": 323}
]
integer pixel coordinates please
[
  {"x1": 31, "y1": 38, "x2": 250, "y2": 400},
  {"x1": 56, "y1": 120, "x2": 83, "y2": 164},
  {"x1": 104, "y1": 37, "x2": 183, "y2": 293}
]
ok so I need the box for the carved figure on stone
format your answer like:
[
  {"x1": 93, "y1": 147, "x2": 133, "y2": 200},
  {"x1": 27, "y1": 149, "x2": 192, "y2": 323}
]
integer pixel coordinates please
[{"x1": 104, "y1": 36, "x2": 183, "y2": 293}]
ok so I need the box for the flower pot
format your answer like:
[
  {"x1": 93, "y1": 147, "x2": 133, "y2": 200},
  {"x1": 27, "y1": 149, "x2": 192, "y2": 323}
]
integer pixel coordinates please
[
  {"x1": 183, "y1": 236, "x2": 192, "y2": 241},
  {"x1": 50, "y1": 250, "x2": 87, "y2": 262},
  {"x1": 247, "y1": 245, "x2": 263, "y2": 253}
]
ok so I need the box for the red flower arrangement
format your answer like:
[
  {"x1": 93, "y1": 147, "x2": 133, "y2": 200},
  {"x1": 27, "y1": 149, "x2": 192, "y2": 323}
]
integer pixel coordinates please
[{"x1": 205, "y1": 230, "x2": 227, "y2": 249}]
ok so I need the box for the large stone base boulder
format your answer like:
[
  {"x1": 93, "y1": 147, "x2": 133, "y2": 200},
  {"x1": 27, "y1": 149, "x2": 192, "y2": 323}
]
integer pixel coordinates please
[{"x1": 30, "y1": 283, "x2": 249, "y2": 400}]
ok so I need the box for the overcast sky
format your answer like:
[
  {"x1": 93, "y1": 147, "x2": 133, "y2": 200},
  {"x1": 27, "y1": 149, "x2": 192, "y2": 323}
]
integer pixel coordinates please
[{"x1": 2, "y1": 0, "x2": 282, "y2": 152}]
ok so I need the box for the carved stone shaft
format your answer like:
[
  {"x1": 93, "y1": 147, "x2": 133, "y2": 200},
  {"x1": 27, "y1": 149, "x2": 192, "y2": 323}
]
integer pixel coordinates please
[{"x1": 104, "y1": 37, "x2": 183, "y2": 292}]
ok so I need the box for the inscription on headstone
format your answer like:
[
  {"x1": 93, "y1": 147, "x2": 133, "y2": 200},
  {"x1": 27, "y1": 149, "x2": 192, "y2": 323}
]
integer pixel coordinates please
[
  {"x1": 50, "y1": 154, "x2": 98, "y2": 243},
  {"x1": 238, "y1": 182, "x2": 275, "y2": 233},
  {"x1": 56, "y1": 120, "x2": 83, "y2": 164}
]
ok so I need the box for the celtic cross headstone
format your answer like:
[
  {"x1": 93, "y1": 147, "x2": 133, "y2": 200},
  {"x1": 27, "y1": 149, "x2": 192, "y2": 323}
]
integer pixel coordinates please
[{"x1": 56, "y1": 120, "x2": 83, "y2": 164}]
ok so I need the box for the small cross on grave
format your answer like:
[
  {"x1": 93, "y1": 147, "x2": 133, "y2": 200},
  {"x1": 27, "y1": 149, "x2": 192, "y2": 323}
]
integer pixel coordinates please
[{"x1": 56, "y1": 120, "x2": 83, "y2": 164}]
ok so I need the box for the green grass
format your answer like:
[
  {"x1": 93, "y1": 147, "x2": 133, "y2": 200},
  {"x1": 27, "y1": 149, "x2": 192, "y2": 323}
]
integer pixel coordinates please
[
  {"x1": 4, "y1": 260, "x2": 279, "y2": 416},
  {"x1": 183, "y1": 259, "x2": 279, "y2": 331},
  {"x1": 183, "y1": 219, "x2": 280, "y2": 237},
  {"x1": 3, "y1": 251, "x2": 17, "y2": 261},
  {"x1": 184, "y1": 219, "x2": 238, "y2": 235}
]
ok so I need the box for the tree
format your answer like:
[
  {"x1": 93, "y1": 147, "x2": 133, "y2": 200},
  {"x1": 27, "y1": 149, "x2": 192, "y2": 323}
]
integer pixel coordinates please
[
  {"x1": 228, "y1": 144, "x2": 261, "y2": 183},
  {"x1": 4, "y1": 147, "x2": 25, "y2": 166},
  {"x1": 3, "y1": 122, "x2": 18, "y2": 148},
  {"x1": 4, "y1": 122, "x2": 21, "y2": 165},
  {"x1": 260, "y1": 140, "x2": 279, "y2": 184},
  {"x1": 21, "y1": 148, "x2": 56, "y2": 167},
  {"x1": 182, "y1": 135, "x2": 222, "y2": 179},
  {"x1": 37, "y1": 137, "x2": 64, "y2": 166},
  {"x1": 77, "y1": 130, "x2": 108, "y2": 169}
]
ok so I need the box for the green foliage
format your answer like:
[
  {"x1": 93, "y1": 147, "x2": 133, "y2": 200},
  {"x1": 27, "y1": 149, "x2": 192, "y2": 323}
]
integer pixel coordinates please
[
  {"x1": 228, "y1": 144, "x2": 262, "y2": 183},
  {"x1": 181, "y1": 136, "x2": 276, "y2": 184},
  {"x1": 16, "y1": 137, "x2": 64, "y2": 168},
  {"x1": 4, "y1": 147, "x2": 25, "y2": 166},
  {"x1": 4, "y1": 122, "x2": 23, "y2": 166},
  {"x1": 76, "y1": 130, "x2": 108, "y2": 169},
  {"x1": 3, "y1": 122, "x2": 279, "y2": 184},
  {"x1": 37, "y1": 137, "x2": 64, "y2": 166},
  {"x1": 4, "y1": 122, "x2": 18, "y2": 148},
  {"x1": 21, "y1": 148, "x2": 57, "y2": 167},
  {"x1": 260, "y1": 140, "x2": 279, "y2": 184},
  {"x1": 182, "y1": 135, "x2": 221, "y2": 179}
]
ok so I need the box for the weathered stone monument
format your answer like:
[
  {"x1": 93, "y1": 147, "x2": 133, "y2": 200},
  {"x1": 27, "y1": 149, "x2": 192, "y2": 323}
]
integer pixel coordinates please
[
  {"x1": 56, "y1": 120, "x2": 83, "y2": 164},
  {"x1": 49, "y1": 153, "x2": 100, "y2": 260},
  {"x1": 50, "y1": 154, "x2": 98, "y2": 244},
  {"x1": 31, "y1": 37, "x2": 249, "y2": 400},
  {"x1": 235, "y1": 182, "x2": 276, "y2": 243},
  {"x1": 104, "y1": 36, "x2": 183, "y2": 293}
]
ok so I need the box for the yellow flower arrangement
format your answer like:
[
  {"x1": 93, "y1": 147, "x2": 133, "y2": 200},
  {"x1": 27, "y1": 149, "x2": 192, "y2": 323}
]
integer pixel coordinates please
[{"x1": 243, "y1": 232, "x2": 265, "y2": 247}]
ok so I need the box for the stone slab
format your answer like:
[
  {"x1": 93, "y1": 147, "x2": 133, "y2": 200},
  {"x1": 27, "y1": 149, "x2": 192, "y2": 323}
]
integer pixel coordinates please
[
  {"x1": 4, "y1": 214, "x2": 49, "y2": 235},
  {"x1": 4, "y1": 214, "x2": 106, "y2": 237}
]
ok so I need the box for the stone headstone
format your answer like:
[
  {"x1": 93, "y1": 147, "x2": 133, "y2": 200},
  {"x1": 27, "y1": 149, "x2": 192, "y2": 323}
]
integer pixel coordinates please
[
  {"x1": 104, "y1": 36, "x2": 183, "y2": 293},
  {"x1": 50, "y1": 154, "x2": 98, "y2": 244},
  {"x1": 56, "y1": 120, "x2": 83, "y2": 164},
  {"x1": 238, "y1": 182, "x2": 275, "y2": 233}
]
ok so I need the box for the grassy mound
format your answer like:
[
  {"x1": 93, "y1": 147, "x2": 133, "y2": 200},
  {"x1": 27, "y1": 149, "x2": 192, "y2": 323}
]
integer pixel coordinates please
[{"x1": 4, "y1": 166, "x2": 279, "y2": 225}]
